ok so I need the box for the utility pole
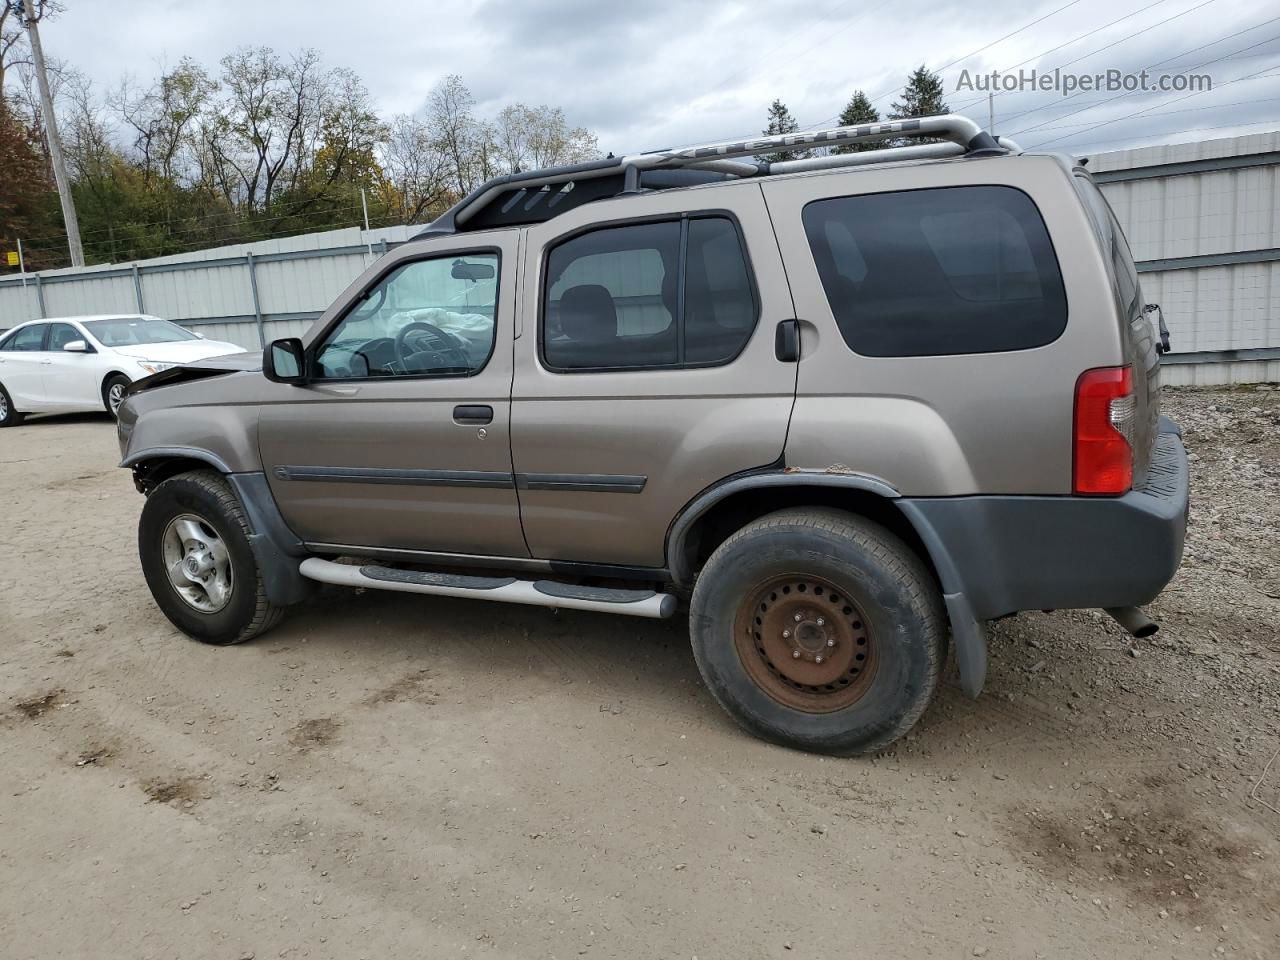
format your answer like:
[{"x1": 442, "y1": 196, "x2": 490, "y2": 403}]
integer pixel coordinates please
[
  {"x1": 988, "y1": 92, "x2": 995, "y2": 134},
  {"x1": 360, "y1": 186, "x2": 373, "y2": 263},
  {"x1": 18, "y1": 0, "x2": 84, "y2": 267}
]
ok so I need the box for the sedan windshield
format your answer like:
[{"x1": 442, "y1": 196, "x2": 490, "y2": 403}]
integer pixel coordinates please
[{"x1": 84, "y1": 317, "x2": 198, "y2": 347}]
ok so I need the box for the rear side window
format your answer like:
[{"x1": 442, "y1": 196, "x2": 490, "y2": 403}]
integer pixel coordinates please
[
  {"x1": 543, "y1": 215, "x2": 756, "y2": 371},
  {"x1": 2, "y1": 324, "x2": 47, "y2": 351},
  {"x1": 1074, "y1": 175, "x2": 1140, "y2": 315},
  {"x1": 802, "y1": 186, "x2": 1067, "y2": 357}
]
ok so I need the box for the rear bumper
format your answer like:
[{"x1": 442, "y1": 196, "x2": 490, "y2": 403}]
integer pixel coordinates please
[{"x1": 899, "y1": 421, "x2": 1189, "y2": 619}]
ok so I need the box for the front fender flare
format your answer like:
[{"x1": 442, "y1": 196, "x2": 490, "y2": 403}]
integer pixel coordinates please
[{"x1": 120, "y1": 445, "x2": 234, "y2": 473}]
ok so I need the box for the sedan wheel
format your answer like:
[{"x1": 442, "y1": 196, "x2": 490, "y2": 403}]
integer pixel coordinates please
[{"x1": 107, "y1": 381, "x2": 127, "y2": 415}]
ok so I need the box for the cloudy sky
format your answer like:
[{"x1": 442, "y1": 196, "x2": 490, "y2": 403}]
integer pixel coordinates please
[{"x1": 31, "y1": 0, "x2": 1280, "y2": 157}]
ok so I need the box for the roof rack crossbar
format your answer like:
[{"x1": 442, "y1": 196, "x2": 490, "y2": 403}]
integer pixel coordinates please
[
  {"x1": 423, "y1": 114, "x2": 1011, "y2": 235},
  {"x1": 769, "y1": 141, "x2": 965, "y2": 174}
]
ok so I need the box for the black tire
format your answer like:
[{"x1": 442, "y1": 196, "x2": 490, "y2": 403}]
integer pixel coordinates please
[
  {"x1": 0, "y1": 383, "x2": 25, "y2": 427},
  {"x1": 689, "y1": 508, "x2": 945, "y2": 756},
  {"x1": 102, "y1": 373, "x2": 131, "y2": 420},
  {"x1": 139, "y1": 470, "x2": 284, "y2": 645}
]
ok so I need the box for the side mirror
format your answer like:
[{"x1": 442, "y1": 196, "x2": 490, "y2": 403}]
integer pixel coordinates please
[
  {"x1": 62, "y1": 339, "x2": 89, "y2": 353},
  {"x1": 264, "y1": 337, "x2": 307, "y2": 385}
]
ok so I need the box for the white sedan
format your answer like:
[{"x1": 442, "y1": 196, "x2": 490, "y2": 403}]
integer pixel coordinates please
[{"x1": 0, "y1": 314, "x2": 246, "y2": 426}]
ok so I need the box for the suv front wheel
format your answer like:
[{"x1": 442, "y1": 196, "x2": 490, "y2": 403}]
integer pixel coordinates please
[
  {"x1": 689, "y1": 508, "x2": 945, "y2": 756},
  {"x1": 139, "y1": 470, "x2": 284, "y2": 645}
]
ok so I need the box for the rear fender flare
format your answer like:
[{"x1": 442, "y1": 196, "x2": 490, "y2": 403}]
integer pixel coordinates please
[
  {"x1": 666, "y1": 470, "x2": 900, "y2": 586},
  {"x1": 667, "y1": 470, "x2": 989, "y2": 697}
]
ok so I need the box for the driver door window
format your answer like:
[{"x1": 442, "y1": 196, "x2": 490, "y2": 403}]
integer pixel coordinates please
[
  {"x1": 47, "y1": 323, "x2": 85, "y2": 351},
  {"x1": 314, "y1": 253, "x2": 499, "y2": 379}
]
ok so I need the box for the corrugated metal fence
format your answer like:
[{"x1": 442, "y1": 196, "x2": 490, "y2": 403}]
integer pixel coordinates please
[
  {"x1": 3, "y1": 131, "x2": 1280, "y2": 385},
  {"x1": 0, "y1": 225, "x2": 417, "y2": 351},
  {"x1": 1090, "y1": 130, "x2": 1280, "y2": 386}
]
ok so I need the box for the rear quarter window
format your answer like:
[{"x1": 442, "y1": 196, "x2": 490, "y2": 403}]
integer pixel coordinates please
[{"x1": 802, "y1": 185, "x2": 1068, "y2": 357}]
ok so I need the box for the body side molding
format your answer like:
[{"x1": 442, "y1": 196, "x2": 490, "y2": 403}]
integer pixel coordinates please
[
  {"x1": 273, "y1": 466, "x2": 649, "y2": 494},
  {"x1": 273, "y1": 466, "x2": 515, "y2": 488}
]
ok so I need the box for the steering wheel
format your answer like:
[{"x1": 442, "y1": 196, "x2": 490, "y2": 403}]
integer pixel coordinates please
[{"x1": 393, "y1": 321, "x2": 470, "y2": 372}]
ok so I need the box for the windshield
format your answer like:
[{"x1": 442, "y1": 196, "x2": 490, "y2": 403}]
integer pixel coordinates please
[{"x1": 84, "y1": 317, "x2": 198, "y2": 347}]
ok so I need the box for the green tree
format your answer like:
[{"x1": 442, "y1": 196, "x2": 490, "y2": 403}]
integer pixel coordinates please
[
  {"x1": 758, "y1": 98, "x2": 811, "y2": 164},
  {"x1": 833, "y1": 90, "x2": 883, "y2": 154},
  {"x1": 891, "y1": 65, "x2": 949, "y2": 120}
]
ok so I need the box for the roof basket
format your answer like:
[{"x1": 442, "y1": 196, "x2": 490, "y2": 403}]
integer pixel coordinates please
[{"x1": 417, "y1": 114, "x2": 1014, "y2": 237}]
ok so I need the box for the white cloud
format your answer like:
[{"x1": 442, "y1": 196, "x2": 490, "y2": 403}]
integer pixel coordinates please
[{"x1": 28, "y1": 0, "x2": 1280, "y2": 157}]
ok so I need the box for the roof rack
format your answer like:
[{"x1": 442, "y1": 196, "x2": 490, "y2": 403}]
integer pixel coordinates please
[{"x1": 417, "y1": 114, "x2": 1017, "y2": 237}]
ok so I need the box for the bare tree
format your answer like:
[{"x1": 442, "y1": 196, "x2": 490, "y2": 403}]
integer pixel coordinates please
[
  {"x1": 205, "y1": 46, "x2": 326, "y2": 211},
  {"x1": 0, "y1": 4, "x2": 23, "y2": 95},
  {"x1": 380, "y1": 112, "x2": 452, "y2": 223},
  {"x1": 111, "y1": 58, "x2": 215, "y2": 185},
  {"x1": 493, "y1": 102, "x2": 599, "y2": 174},
  {"x1": 427, "y1": 74, "x2": 487, "y2": 194},
  {"x1": 61, "y1": 69, "x2": 111, "y2": 182}
]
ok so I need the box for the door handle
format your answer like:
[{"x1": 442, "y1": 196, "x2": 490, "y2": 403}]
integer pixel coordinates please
[
  {"x1": 775, "y1": 319, "x2": 800, "y2": 362},
  {"x1": 453, "y1": 404, "x2": 494, "y2": 425}
]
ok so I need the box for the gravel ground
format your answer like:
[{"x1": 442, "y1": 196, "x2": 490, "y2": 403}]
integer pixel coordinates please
[{"x1": 0, "y1": 386, "x2": 1277, "y2": 960}]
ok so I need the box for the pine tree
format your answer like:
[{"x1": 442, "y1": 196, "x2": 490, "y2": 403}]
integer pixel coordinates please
[
  {"x1": 891, "y1": 65, "x2": 949, "y2": 120},
  {"x1": 757, "y1": 99, "x2": 811, "y2": 164},
  {"x1": 833, "y1": 90, "x2": 883, "y2": 154}
]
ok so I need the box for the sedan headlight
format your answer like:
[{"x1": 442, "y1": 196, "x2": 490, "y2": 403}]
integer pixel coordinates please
[{"x1": 137, "y1": 360, "x2": 177, "y2": 375}]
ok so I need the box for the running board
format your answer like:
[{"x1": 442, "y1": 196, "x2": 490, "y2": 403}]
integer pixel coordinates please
[{"x1": 298, "y1": 558, "x2": 677, "y2": 619}]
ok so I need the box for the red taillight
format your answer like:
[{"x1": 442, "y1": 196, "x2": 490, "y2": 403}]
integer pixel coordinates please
[{"x1": 1073, "y1": 366, "x2": 1134, "y2": 495}]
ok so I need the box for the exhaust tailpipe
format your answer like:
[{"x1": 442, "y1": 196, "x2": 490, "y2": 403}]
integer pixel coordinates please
[{"x1": 1104, "y1": 606, "x2": 1159, "y2": 639}]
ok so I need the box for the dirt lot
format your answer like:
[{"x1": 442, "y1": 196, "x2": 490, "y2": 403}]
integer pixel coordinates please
[{"x1": 1, "y1": 387, "x2": 1277, "y2": 960}]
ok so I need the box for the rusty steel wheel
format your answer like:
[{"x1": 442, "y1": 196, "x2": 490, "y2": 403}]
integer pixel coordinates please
[
  {"x1": 690, "y1": 508, "x2": 945, "y2": 756},
  {"x1": 733, "y1": 575, "x2": 877, "y2": 712}
]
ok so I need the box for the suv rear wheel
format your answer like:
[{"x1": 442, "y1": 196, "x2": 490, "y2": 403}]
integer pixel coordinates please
[
  {"x1": 139, "y1": 470, "x2": 284, "y2": 645},
  {"x1": 689, "y1": 508, "x2": 944, "y2": 755}
]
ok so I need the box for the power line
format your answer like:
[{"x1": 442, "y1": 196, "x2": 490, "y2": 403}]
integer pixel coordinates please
[
  {"x1": 999, "y1": 10, "x2": 1274, "y2": 130},
  {"x1": 801, "y1": 0, "x2": 1097, "y2": 130},
  {"x1": 1028, "y1": 114, "x2": 1280, "y2": 151},
  {"x1": 15, "y1": 204, "x2": 375, "y2": 263},
  {"x1": 1025, "y1": 58, "x2": 1280, "y2": 148},
  {"x1": 871, "y1": 0, "x2": 1088, "y2": 106},
  {"x1": 1009, "y1": 28, "x2": 1280, "y2": 138},
  {"x1": 947, "y1": 0, "x2": 1172, "y2": 112},
  {"x1": 1015, "y1": 87, "x2": 1280, "y2": 132},
  {"x1": 16, "y1": 193, "x2": 382, "y2": 248},
  {"x1": 696, "y1": 0, "x2": 899, "y2": 105}
]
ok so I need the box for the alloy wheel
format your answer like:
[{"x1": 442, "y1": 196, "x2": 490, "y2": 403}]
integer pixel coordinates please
[
  {"x1": 108, "y1": 383, "x2": 126, "y2": 415},
  {"x1": 161, "y1": 514, "x2": 234, "y2": 613}
]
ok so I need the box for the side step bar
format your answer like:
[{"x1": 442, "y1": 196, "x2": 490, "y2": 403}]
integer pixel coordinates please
[{"x1": 299, "y1": 558, "x2": 678, "y2": 619}]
